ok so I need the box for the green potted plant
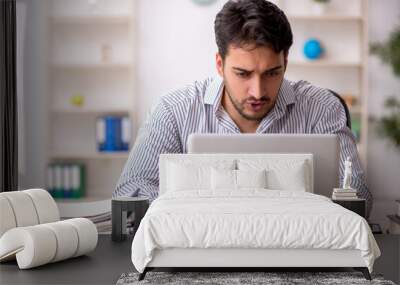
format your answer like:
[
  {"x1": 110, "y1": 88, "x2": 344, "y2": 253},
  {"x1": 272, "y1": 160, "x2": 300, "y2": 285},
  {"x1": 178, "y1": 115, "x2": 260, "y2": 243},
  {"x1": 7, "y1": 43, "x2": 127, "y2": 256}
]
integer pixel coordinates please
[
  {"x1": 370, "y1": 27, "x2": 400, "y2": 77},
  {"x1": 378, "y1": 97, "x2": 400, "y2": 148},
  {"x1": 370, "y1": 27, "x2": 400, "y2": 149}
]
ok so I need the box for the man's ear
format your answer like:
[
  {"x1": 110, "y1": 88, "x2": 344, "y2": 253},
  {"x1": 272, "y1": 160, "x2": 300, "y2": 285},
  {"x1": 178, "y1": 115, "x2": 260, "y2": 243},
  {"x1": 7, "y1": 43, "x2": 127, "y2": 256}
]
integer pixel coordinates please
[{"x1": 216, "y1": 53, "x2": 224, "y2": 77}]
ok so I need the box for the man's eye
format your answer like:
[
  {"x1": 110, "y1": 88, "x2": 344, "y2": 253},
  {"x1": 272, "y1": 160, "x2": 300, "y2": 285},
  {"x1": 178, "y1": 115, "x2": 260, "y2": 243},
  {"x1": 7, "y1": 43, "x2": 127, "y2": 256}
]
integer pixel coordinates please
[
  {"x1": 237, "y1": 72, "x2": 249, "y2": 78},
  {"x1": 266, "y1": 71, "x2": 279, "y2": 77}
]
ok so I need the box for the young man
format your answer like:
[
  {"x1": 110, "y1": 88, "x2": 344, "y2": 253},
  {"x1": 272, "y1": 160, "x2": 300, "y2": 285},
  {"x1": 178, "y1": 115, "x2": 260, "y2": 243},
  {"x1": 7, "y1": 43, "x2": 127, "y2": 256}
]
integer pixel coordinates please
[{"x1": 114, "y1": 0, "x2": 372, "y2": 217}]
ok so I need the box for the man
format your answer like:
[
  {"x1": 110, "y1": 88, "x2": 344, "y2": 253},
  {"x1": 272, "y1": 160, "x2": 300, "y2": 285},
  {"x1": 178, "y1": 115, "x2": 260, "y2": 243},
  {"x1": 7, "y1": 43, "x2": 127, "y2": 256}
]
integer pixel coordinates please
[{"x1": 114, "y1": 0, "x2": 372, "y2": 217}]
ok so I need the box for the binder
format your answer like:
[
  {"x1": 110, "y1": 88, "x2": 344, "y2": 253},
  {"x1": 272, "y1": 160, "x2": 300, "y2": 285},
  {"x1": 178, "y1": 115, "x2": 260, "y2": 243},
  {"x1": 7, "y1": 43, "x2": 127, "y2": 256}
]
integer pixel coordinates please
[
  {"x1": 121, "y1": 116, "x2": 131, "y2": 151},
  {"x1": 104, "y1": 116, "x2": 123, "y2": 151},
  {"x1": 47, "y1": 165, "x2": 54, "y2": 196},
  {"x1": 71, "y1": 164, "x2": 85, "y2": 199},
  {"x1": 54, "y1": 165, "x2": 63, "y2": 198},
  {"x1": 63, "y1": 165, "x2": 72, "y2": 198},
  {"x1": 96, "y1": 117, "x2": 106, "y2": 151},
  {"x1": 97, "y1": 115, "x2": 130, "y2": 151}
]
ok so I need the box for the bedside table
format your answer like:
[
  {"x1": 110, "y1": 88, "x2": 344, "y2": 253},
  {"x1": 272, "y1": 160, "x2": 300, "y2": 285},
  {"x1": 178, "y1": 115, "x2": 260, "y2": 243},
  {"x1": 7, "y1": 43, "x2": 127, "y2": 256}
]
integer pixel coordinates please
[
  {"x1": 332, "y1": 198, "x2": 366, "y2": 218},
  {"x1": 111, "y1": 197, "x2": 149, "y2": 242}
]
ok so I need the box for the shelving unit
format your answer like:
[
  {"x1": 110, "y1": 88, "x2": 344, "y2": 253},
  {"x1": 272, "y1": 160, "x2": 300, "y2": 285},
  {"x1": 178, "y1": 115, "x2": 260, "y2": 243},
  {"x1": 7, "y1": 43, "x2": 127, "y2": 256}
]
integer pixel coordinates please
[
  {"x1": 277, "y1": 0, "x2": 369, "y2": 169},
  {"x1": 51, "y1": 152, "x2": 130, "y2": 160},
  {"x1": 46, "y1": 0, "x2": 136, "y2": 217}
]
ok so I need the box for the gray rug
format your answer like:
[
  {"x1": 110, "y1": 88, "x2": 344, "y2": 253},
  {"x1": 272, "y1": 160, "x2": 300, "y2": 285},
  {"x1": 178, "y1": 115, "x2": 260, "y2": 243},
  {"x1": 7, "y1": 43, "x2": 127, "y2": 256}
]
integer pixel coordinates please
[{"x1": 116, "y1": 271, "x2": 396, "y2": 285}]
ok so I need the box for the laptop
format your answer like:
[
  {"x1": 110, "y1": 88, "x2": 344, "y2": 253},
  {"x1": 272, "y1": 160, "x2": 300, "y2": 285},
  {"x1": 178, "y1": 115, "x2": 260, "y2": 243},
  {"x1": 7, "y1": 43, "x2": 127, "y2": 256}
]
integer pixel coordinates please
[{"x1": 187, "y1": 133, "x2": 340, "y2": 198}]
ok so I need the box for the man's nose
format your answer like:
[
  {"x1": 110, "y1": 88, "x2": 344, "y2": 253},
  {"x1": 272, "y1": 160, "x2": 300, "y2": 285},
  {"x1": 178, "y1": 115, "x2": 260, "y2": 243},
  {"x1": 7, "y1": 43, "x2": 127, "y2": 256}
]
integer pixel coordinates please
[{"x1": 248, "y1": 77, "x2": 264, "y2": 99}]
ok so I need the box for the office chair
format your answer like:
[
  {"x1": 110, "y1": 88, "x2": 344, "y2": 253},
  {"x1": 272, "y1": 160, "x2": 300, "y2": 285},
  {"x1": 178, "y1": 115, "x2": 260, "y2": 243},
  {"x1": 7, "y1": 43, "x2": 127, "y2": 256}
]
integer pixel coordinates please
[{"x1": 328, "y1": 90, "x2": 352, "y2": 129}]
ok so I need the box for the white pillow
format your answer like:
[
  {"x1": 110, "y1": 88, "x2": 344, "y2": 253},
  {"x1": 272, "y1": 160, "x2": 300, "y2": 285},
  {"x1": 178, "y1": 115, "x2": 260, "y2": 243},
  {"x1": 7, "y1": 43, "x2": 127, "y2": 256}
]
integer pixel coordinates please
[
  {"x1": 236, "y1": 169, "x2": 267, "y2": 189},
  {"x1": 238, "y1": 159, "x2": 309, "y2": 192},
  {"x1": 166, "y1": 160, "x2": 235, "y2": 192},
  {"x1": 210, "y1": 168, "x2": 267, "y2": 190},
  {"x1": 266, "y1": 162, "x2": 307, "y2": 191},
  {"x1": 210, "y1": 168, "x2": 236, "y2": 190},
  {"x1": 167, "y1": 162, "x2": 210, "y2": 191}
]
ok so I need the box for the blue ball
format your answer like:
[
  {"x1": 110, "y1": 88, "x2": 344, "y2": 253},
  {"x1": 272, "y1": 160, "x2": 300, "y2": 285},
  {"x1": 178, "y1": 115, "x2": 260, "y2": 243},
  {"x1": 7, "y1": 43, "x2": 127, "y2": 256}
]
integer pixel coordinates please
[{"x1": 303, "y1": 39, "x2": 323, "y2": 60}]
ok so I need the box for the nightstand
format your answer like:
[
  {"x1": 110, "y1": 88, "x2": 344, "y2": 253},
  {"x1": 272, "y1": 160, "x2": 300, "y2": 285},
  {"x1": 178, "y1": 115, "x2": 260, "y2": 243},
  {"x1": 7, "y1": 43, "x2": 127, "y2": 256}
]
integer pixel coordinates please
[
  {"x1": 111, "y1": 197, "x2": 149, "y2": 242},
  {"x1": 332, "y1": 198, "x2": 366, "y2": 219}
]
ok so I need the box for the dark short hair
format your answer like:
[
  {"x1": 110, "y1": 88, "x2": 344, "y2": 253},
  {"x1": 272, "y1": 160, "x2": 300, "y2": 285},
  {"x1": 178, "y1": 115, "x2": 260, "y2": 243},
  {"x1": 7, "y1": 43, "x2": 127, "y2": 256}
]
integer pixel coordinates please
[{"x1": 214, "y1": 0, "x2": 293, "y2": 60}]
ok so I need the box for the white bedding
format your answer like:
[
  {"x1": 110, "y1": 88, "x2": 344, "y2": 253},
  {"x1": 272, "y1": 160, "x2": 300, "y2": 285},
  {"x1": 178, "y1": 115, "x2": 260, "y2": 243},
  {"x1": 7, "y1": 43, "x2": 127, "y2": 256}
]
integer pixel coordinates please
[{"x1": 131, "y1": 190, "x2": 380, "y2": 273}]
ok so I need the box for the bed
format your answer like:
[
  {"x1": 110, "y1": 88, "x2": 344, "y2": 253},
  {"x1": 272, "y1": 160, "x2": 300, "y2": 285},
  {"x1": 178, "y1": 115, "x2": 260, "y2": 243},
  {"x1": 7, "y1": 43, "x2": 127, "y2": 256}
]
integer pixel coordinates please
[{"x1": 131, "y1": 153, "x2": 380, "y2": 281}]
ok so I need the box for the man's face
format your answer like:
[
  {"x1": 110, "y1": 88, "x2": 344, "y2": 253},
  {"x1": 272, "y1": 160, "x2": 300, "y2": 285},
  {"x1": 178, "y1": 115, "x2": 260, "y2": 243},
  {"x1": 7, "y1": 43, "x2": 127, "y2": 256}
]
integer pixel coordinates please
[{"x1": 216, "y1": 44, "x2": 287, "y2": 121}]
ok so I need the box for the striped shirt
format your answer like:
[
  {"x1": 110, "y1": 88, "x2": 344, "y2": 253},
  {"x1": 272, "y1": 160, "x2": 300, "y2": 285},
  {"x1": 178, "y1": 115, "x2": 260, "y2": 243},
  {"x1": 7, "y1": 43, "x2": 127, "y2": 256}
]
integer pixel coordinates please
[{"x1": 114, "y1": 76, "x2": 372, "y2": 217}]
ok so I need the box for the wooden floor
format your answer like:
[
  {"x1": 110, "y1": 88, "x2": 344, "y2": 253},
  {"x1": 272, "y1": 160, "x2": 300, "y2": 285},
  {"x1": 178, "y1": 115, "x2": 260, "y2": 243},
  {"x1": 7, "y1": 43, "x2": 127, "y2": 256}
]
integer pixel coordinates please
[{"x1": 0, "y1": 235, "x2": 398, "y2": 284}]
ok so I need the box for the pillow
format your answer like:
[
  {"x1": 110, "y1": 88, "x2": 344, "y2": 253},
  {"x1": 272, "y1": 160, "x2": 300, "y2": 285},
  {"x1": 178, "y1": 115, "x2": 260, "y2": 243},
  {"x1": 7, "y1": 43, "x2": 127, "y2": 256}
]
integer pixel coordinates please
[
  {"x1": 167, "y1": 162, "x2": 210, "y2": 191},
  {"x1": 210, "y1": 168, "x2": 267, "y2": 190},
  {"x1": 238, "y1": 159, "x2": 309, "y2": 192},
  {"x1": 210, "y1": 168, "x2": 236, "y2": 190},
  {"x1": 236, "y1": 169, "x2": 267, "y2": 189},
  {"x1": 166, "y1": 159, "x2": 235, "y2": 192},
  {"x1": 266, "y1": 162, "x2": 307, "y2": 191}
]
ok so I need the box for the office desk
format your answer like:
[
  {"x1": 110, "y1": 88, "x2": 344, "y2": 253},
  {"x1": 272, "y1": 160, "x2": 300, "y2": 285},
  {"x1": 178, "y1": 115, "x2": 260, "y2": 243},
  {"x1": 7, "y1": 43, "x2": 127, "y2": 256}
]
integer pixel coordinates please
[
  {"x1": 0, "y1": 236, "x2": 134, "y2": 285},
  {"x1": 1, "y1": 235, "x2": 399, "y2": 285}
]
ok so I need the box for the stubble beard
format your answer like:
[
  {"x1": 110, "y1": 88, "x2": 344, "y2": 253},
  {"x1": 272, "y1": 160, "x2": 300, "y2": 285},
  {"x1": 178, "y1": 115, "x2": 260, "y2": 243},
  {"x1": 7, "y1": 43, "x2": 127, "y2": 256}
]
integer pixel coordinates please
[{"x1": 224, "y1": 84, "x2": 270, "y2": 122}]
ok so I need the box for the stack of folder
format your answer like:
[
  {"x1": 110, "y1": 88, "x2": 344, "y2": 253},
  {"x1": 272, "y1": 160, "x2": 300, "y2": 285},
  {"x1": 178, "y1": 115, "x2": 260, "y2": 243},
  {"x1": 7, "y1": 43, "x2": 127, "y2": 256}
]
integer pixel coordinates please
[
  {"x1": 47, "y1": 163, "x2": 85, "y2": 199},
  {"x1": 332, "y1": 188, "x2": 358, "y2": 200},
  {"x1": 96, "y1": 115, "x2": 131, "y2": 152}
]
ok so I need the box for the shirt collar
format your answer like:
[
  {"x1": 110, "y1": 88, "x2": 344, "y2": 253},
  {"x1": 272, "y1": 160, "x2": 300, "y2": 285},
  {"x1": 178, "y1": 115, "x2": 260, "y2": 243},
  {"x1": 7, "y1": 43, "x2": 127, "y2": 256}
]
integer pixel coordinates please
[
  {"x1": 204, "y1": 76, "x2": 224, "y2": 113},
  {"x1": 204, "y1": 77, "x2": 296, "y2": 116},
  {"x1": 273, "y1": 78, "x2": 296, "y2": 119}
]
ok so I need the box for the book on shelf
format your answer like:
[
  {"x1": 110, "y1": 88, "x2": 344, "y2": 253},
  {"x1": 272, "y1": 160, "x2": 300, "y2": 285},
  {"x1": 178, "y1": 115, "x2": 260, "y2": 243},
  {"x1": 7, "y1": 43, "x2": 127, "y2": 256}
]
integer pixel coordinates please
[
  {"x1": 47, "y1": 163, "x2": 85, "y2": 199},
  {"x1": 96, "y1": 115, "x2": 131, "y2": 152}
]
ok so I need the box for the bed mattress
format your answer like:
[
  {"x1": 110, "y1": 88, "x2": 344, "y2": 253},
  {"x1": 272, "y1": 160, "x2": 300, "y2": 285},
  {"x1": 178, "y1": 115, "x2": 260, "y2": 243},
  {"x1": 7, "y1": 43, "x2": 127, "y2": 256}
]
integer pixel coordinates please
[{"x1": 131, "y1": 190, "x2": 380, "y2": 273}]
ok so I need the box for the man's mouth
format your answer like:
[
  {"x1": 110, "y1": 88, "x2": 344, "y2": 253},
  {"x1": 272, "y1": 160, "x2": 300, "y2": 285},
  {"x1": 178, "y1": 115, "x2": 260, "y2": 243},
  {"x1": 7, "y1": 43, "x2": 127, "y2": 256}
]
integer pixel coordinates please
[{"x1": 247, "y1": 100, "x2": 267, "y2": 112}]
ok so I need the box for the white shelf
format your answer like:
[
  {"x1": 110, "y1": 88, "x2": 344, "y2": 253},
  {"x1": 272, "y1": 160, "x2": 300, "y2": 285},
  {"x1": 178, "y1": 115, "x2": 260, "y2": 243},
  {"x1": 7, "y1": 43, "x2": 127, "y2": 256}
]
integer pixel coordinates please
[
  {"x1": 50, "y1": 14, "x2": 132, "y2": 24},
  {"x1": 289, "y1": 60, "x2": 362, "y2": 68},
  {"x1": 288, "y1": 15, "x2": 363, "y2": 21},
  {"x1": 50, "y1": 152, "x2": 130, "y2": 160},
  {"x1": 51, "y1": 62, "x2": 133, "y2": 70},
  {"x1": 51, "y1": 106, "x2": 131, "y2": 114},
  {"x1": 47, "y1": 0, "x2": 135, "y2": 217}
]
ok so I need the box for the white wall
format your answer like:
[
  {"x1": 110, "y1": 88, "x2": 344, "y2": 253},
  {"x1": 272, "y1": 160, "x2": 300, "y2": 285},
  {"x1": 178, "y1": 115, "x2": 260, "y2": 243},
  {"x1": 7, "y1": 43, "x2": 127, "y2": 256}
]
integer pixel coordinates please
[
  {"x1": 367, "y1": 0, "x2": 400, "y2": 226},
  {"x1": 135, "y1": 0, "x2": 225, "y2": 123},
  {"x1": 21, "y1": 0, "x2": 400, "y2": 228},
  {"x1": 136, "y1": 0, "x2": 400, "y2": 226}
]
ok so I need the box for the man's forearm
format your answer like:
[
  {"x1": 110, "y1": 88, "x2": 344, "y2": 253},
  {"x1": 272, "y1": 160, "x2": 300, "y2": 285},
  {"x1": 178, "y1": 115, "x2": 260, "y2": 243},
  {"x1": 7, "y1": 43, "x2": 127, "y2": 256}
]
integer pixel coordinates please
[{"x1": 113, "y1": 178, "x2": 159, "y2": 202}]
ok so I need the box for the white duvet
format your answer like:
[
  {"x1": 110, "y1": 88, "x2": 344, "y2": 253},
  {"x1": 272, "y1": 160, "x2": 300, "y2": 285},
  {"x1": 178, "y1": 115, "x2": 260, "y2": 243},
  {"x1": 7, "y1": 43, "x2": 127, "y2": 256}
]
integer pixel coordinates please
[{"x1": 131, "y1": 190, "x2": 380, "y2": 273}]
